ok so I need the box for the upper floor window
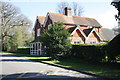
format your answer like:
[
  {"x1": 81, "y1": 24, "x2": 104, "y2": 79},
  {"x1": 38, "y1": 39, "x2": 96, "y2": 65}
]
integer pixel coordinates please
[
  {"x1": 37, "y1": 29, "x2": 40, "y2": 36},
  {"x1": 48, "y1": 24, "x2": 52, "y2": 30},
  {"x1": 88, "y1": 26, "x2": 93, "y2": 29}
]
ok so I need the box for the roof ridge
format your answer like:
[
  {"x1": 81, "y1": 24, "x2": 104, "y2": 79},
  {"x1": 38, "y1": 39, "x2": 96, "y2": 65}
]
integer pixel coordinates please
[
  {"x1": 37, "y1": 16, "x2": 45, "y2": 17},
  {"x1": 48, "y1": 12, "x2": 65, "y2": 16},
  {"x1": 73, "y1": 16, "x2": 96, "y2": 20}
]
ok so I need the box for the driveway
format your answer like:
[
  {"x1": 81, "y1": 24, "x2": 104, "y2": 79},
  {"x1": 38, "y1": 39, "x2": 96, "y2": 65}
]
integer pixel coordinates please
[{"x1": 0, "y1": 53, "x2": 102, "y2": 79}]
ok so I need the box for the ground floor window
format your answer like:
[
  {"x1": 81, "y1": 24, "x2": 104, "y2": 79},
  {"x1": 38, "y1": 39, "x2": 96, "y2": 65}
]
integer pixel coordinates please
[
  {"x1": 30, "y1": 42, "x2": 44, "y2": 55},
  {"x1": 74, "y1": 41, "x2": 80, "y2": 44},
  {"x1": 90, "y1": 41, "x2": 96, "y2": 43}
]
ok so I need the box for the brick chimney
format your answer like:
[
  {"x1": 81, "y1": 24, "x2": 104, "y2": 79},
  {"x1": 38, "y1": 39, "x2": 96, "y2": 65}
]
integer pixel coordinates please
[{"x1": 64, "y1": 7, "x2": 71, "y2": 16}]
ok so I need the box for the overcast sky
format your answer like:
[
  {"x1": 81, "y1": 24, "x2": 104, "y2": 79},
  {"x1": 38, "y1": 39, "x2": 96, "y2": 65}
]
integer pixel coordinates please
[{"x1": 2, "y1": 0, "x2": 118, "y2": 29}]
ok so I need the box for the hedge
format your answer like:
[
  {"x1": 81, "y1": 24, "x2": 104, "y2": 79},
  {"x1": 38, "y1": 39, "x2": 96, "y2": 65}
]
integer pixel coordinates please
[
  {"x1": 70, "y1": 45, "x2": 106, "y2": 62},
  {"x1": 16, "y1": 47, "x2": 30, "y2": 54}
]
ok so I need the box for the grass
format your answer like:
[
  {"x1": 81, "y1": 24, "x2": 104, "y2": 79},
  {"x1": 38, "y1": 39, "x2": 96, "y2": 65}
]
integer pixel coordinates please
[
  {"x1": 2, "y1": 52, "x2": 120, "y2": 78},
  {"x1": 2, "y1": 51, "x2": 50, "y2": 61}
]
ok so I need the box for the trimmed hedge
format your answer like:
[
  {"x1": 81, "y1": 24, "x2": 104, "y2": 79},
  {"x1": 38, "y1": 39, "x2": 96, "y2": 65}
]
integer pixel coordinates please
[
  {"x1": 16, "y1": 47, "x2": 30, "y2": 54},
  {"x1": 70, "y1": 45, "x2": 106, "y2": 62}
]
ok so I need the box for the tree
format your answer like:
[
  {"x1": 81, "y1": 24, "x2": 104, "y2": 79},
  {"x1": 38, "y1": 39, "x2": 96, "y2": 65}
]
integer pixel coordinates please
[
  {"x1": 56, "y1": 2, "x2": 69, "y2": 14},
  {"x1": 111, "y1": 1, "x2": 120, "y2": 35},
  {"x1": 113, "y1": 25, "x2": 120, "y2": 35},
  {"x1": 0, "y1": 1, "x2": 32, "y2": 51},
  {"x1": 72, "y1": 2, "x2": 83, "y2": 16},
  {"x1": 56, "y1": 2, "x2": 83, "y2": 16},
  {"x1": 40, "y1": 22, "x2": 72, "y2": 59},
  {"x1": 106, "y1": 34, "x2": 120, "y2": 62}
]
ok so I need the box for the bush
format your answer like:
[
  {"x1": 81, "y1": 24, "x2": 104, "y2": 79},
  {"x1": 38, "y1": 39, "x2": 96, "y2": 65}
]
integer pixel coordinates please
[
  {"x1": 106, "y1": 34, "x2": 120, "y2": 62},
  {"x1": 40, "y1": 22, "x2": 72, "y2": 59},
  {"x1": 16, "y1": 47, "x2": 30, "y2": 54},
  {"x1": 71, "y1": 45, "x2": 106, "y2": 62}
]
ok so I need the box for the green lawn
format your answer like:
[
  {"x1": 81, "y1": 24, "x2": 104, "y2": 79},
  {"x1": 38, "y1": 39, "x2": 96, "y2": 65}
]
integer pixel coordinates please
[
  {"x1": 2, "y1": 52, "x2": 120, "y2": 78},
  {"x1": 44, "y1": 58, "x2": 120, "y2": 78}
]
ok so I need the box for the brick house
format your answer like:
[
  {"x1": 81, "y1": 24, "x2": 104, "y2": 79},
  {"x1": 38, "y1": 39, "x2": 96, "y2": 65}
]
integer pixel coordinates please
[{"x1": 30, "y1": 7, "x2": 115, "y2": 55}]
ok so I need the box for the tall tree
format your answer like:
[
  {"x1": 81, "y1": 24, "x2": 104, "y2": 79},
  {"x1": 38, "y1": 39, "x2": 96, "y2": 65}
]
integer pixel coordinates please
[
  {"x1": 40, "y1": 22, "x2": 72, "y2": 59},
  {"x1": 56, "y1": 2, "x2": 69, "y2": 14},
  {"x1": 113, "y1": 25, "x2": 120, "y2": 35},
  {"x1": 56, "y1": 2, "x2": 83, "y2": 16},
  {"x1": 111, "y1": 1, "x2": 120, "y2": 35},
  {"x1": 72, "y1": 2, "x2": 83, "y2": 16},
  {"x1": 0, "y1": 1, "x2": 32, "y2": 51}
]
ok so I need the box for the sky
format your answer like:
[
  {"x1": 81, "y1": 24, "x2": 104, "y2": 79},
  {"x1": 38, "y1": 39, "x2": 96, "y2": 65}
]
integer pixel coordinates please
[{"x1": 1, "y1": 0, "x2": 118, "y2": 29}]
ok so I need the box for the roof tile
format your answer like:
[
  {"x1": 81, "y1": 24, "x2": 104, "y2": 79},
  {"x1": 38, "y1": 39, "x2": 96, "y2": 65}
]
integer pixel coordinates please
[
  {"x1": 49, "y1": 12, "x2": 101, "y2": 27},
  {"x1": 37, "y1": 16, "x2": 46, "y2": 24}
]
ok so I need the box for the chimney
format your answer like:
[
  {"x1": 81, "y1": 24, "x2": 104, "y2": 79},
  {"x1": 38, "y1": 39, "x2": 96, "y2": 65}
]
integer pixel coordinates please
[{"x1": 64, "y1": 7, "x2": 71, "y2": 16}]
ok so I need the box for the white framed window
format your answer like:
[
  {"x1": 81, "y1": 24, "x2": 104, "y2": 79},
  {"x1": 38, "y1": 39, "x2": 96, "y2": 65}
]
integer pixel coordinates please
[
  {"x1": 37, "y1": 29, "x2": 40, "y2": 36},
  {"x1": 90, "y1": 41, "x2": 96, "y2": 43},
  {"x1": 48, "y1": 24, "x2": 52, "y2": 30},
  {"x1": 74, "y1": 41, "x2": 80, "y2": 44}
]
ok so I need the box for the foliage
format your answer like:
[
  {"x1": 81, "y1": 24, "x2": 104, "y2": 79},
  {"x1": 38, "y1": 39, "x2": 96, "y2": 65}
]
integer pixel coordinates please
[
  {"x1": 71, "y1": 45, "x2": 106, "y2": 62},
  {"x1": 71, "y1": 39, "x2": 120, "y2": 63},
  {"x1": 56, "y1": 2, "x2": 83, "y2": 16},
  {"x1": 0, "y1": 1, "x2": 33, "y2": 51},
  {"x1": 2, "y1": 34, "x2": 18, "y2": 52},
  {"x1": 106, "y1": 34, "x2": 120, "y2": 62},
  {"x1": 16, "y1": 47, "x2": 30, "y2": 54},
  {"x1": 113, "y1": 25, "x2": 120, "y2": 35},
  {"x1": 40, "y1": 22, "x2": 72, "y2": 59}
]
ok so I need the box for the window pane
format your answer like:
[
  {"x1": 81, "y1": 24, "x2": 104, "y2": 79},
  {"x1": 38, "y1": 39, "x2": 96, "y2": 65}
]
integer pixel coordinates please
[{"x1": 37, "y1": 29, "x2": 40, "y2": 36}]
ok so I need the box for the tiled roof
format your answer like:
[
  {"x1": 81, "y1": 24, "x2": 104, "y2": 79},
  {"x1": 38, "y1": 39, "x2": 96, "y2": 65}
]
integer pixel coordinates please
[
  {"x1": 49, "y1": 12, "x2": 101, "y2": 27},
  {"x1": 99, "y1": 28, "x2": 115, "y2": 41},
  {"x1": 37, "y1": 16, "x2": 46, "y2": 24},
  {"x1": 83, "y1": 28, "x2": 93, "y2": 37}
]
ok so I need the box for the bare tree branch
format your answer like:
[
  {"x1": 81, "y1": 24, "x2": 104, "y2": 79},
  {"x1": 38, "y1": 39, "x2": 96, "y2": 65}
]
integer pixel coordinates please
[
  {"x1": 56, "y1": 2, "x2": 69, "y2": 14},
  {"x1": 56, "y1": 2, "x2": 83, "y2": 16}
]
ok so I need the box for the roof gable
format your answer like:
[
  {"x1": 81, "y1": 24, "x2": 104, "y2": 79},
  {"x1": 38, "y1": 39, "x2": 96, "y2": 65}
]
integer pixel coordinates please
[
  {"x1": 83, "y1": 28, "x2": 93, "y2": 37},
  {"x1": 43, "y1": 13, "x2": 54, "y2": 27},
  {"x1": 34, "y1": 16, "x2": 45, "y2": 30},
  {"x1": 86, "y1": 28, "x2": 103, "y2": 41},
  {"x1": 37, "y1": 16, "x2": 46, "y2": 24},
  {"x1": 71, "y1": 26, "x2": 86, "y2": 38}
]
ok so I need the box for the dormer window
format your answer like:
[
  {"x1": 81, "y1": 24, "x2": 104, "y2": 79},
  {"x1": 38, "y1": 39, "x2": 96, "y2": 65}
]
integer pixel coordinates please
[
  {"x1": 88, "y1": 26, "x2": 93, "y2": 29},
  {"x1": 37, "y1": 29, "x2": 40, "y2": 36}
]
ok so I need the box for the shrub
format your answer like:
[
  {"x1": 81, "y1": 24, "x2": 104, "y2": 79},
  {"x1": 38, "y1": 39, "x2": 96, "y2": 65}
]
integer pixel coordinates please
[
  {"x1": 16, "y1": 47, "x2": 30, "y2": 54},
  {"x1": 71, "y1": 45, "x2": 106, "y2": 62},
  {"x1": 40, "y1": 22, "x2": 72, "y2": 59},
  {"x1": 106, "y1": 34, "x2": 120, "y2": 62}
]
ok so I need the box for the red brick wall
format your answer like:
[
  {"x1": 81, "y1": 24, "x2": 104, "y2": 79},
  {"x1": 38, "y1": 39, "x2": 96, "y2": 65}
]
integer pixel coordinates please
[
  {"x1": 85, "y1": 31, "x2": 100, "y2": 43},
  {"x1": 34, "y1": 20, "x2": 41, "y2": 40},
  {"x1": 34, "y1": 20, "x2": 44, "y2": 40},
  {"x1": 71, "y1": 30, "x2": 85, "y2": 44}
]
